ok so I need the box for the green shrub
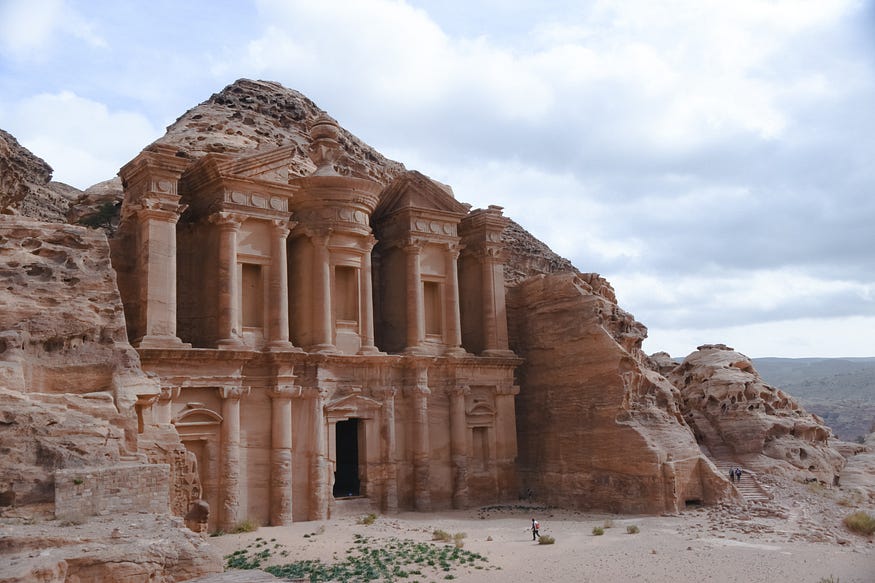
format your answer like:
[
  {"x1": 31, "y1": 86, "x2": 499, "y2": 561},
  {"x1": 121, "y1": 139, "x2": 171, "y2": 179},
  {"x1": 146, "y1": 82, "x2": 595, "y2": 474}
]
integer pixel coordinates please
[
  {"x1": 232, "y1": 519, "x2": 258, "y2": 533},
  {"x1": 433, "y1": 529, "x2": 452, "y2": 542},
  {"x1": 843, "y1": 511, "x2": 875, "y2": 536},
  {"x1": 817, "y1": 576, "x2": 839, "y2": 583},
  {"x1": 592, "y1": 526, "x2": 604, "y2": 536},
  {"x1": 357, "y1": 513, "x2": 377, "y2": 525},
  {"x1": 453, "y1": 532, "x2": 466, "y2": 548},
  {"x1": 626, "y1": 525, "x2": 640, "y2": 534},
  {"x1": 538, "y1": 535, "x2": 555, "y2": 544},
  {"x1": 603, "y1": 518, "x2": 614, "y2": 529}
]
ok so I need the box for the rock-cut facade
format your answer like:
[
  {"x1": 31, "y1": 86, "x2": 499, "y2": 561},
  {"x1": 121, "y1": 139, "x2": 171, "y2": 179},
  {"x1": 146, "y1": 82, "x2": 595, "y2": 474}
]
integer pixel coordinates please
[{"x1": 111, "y1": 116, "x2": 521, "y2": 530}]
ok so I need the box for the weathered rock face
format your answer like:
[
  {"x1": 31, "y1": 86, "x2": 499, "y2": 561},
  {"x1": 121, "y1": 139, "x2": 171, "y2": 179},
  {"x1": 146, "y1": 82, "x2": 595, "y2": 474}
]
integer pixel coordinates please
[
  {"x1": 509, "y1": 273, "x2": 733, "y2": 513},
  {"x1": 153, "y1": 78, "x2": 406, "y2": 185},
  {"x1": 669, "y1": 344, "x2": 845, "y2": 483},
  {"x1": 0, "y1": 129, "x2": 80, "y2": 222},
  {"x1": 0, "y1": 514, "x2": 222, "y2": 583}
]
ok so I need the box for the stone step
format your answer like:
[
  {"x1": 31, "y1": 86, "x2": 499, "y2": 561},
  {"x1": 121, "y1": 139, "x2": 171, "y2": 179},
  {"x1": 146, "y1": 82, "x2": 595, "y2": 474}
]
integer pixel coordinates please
[{"x1": 331, "y1": 495, "x2": 377, "y2": 519}]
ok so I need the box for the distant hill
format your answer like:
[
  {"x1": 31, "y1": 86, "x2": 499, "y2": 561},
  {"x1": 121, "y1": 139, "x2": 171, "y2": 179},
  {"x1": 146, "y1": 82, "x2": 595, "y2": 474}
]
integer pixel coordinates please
[{"x1": 753, "y1": 357, "x2": 875, "y2": 441}]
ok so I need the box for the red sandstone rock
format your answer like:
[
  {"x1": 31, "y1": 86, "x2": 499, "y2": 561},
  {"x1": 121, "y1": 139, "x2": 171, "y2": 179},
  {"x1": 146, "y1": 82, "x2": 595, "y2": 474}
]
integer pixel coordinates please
[
  {"x1": 0, "y1": 129, "x2": 80, "y2": 222},
  {"x1": 509, "y1": 273, "x2": 734, "y2": 513},
  {"x1": 669, "y1": 344, "x2": 845, "y2": 483}
]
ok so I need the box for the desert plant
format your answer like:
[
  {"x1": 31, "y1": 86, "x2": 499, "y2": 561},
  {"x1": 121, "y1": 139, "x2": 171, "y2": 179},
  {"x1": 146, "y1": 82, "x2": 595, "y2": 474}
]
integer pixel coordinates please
[
  {"x1": 232, "y1": 518, "x2": 258, "y2": 533},
  {"x1": 592, "y1": 526, "x2": 604, "y2": 536},
  {"x1": 433, "y1": 529, "x2": 452, "y2": 542},
  {"x1": 358, "y1": 513, "x2": 378, "y2": 525},
  {"x1": 453, "y1": 532, "x2": 467, "y2": 548},
  {"x1": 843, "y1": 511, "x2": 875, "y2": 536},
  {"x1": 817, "y1": 577, "x2": 839, "y2": 583},
  {"x1": 538, "y1": 535, "x2": 555, "y2": 544},
  {"x1": 72, "y1": 477, "x2": 84, "y2": 485},
  {"x1": 626, "y1": 524, "x2": 640, "y2": 534},
  {"x1": 603, "y1": 518, "x2": 614, "y2": 529}
]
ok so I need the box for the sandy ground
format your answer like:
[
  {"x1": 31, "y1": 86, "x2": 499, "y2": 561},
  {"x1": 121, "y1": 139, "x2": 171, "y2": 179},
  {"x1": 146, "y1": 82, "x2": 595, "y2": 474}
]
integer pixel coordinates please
[{"x1": 209, "y1": 503, "x2": 875, "y2": 583}]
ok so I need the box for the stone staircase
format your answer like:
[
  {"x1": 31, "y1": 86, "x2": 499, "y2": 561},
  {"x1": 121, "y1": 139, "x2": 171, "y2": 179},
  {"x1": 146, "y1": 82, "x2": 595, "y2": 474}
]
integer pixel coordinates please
[{"x1": 689, "y1": 411, "x2": 772, "y2": 503}]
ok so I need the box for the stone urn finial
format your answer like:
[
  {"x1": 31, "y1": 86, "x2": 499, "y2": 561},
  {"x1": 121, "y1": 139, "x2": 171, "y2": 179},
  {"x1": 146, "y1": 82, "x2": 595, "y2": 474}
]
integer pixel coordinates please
[{"x1": 308, "y1": 113, "x2": 343, "y2": 176}]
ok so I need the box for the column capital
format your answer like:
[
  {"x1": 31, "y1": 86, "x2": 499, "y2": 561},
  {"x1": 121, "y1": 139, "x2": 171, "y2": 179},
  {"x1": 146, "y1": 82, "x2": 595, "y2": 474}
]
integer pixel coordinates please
[
  {"x1": 444, "y1": 241, "x2": 464, "y2": 259},
  {"x1": 271, "y1": 218, "x2": 296, "y2": 238},
  {"x1": 495, "y1": 384, "x2": 520, "y2": 396},
  {"x1": 219, "y1": 386, "x2": 250, "y2": 400},
  {"x1": 134, "y1": 199, "x2": 187, "y2": 223},
  {"x1": 210, "y1": 211, "x2": 244, "y2": 231},
  {"x1": 158, "y1": 386, "x2": 181, "y2": 403},
  {"x1": 447, "y1": 384, "x2": 470, "y2": 398},
  {"x1": 403, "y1": 238, "x2": 426, "y2": 254},
  {"x1": 270, "y1": 384, "x2": 302, "y2": 399}
]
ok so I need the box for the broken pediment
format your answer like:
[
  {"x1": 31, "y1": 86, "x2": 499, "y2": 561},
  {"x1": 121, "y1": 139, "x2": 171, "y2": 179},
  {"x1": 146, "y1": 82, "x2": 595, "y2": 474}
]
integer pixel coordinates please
[{"x1": 373, "y1": 171, "x2": 470, "y2": 221}]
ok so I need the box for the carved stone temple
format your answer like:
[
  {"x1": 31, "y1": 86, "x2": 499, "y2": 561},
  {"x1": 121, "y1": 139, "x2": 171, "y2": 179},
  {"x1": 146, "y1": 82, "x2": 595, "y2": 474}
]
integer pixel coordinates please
[{"x1": 111, "y1": 115, "x2": 521, "y2": 529}]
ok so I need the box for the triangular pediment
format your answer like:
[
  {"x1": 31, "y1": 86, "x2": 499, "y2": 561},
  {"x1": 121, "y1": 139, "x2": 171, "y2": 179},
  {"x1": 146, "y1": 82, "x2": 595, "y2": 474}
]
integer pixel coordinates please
[
  {"x1": 373, "y1": 170, "x2": 470, "y2": 221},
  {"x1": 219, "y1": 145, "x2": 304, "y2": 183},
  {"x1": 325, "y1": 393, "x2": 383, "y2": 418}
]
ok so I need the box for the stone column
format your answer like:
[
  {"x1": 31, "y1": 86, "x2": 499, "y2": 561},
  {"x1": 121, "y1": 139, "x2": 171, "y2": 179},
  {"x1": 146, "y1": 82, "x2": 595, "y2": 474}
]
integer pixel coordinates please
[
  {"x1": 380, "y1": 387, "x2": 398, "y2": 513},
  {"x1": 219, "y1": 386, "x2": 249, "y2": 530},
  {"x1": 448, "y1": 384, "x2": 469, "y2": 508},
  {"x1": 481, "y1": 248, "x2": 512, "y2": 356},
  {"x1": 307, "y1": 388, "x2": 329, "y2": 520},
  {"x1": 358, "y1": 236, "x2": 379, "y2": 354},
  {"x1": 213, "y1": 213, "x2": 245, "y2": 348},
  {"x1": 269, "y1": 384, "x2": 298, "y2": 525},
  {"x1": 268, "y1": 220, "x2": 295, "y2": 351},
  {"x1": 410, "y1": 367, "x2": 432, "y2": 511},
  {"x1": 444, "y1": 243, "x2": 465, "y2": 356},
  {"x1": 155, "y1": 386, "x2": 180, "y2": 425},
  {"x1": 134, "y1": 204, "x2": 189, "y2": 348},
  {"x1": 310, "y1": 233, "x2": 335, "y2": 352},
  {"x1": 404, "y1": 242, "x2": 424, "y2": 354},
  {"x1": 493, "y1": 383, "x2": 520, "y2": 499}
]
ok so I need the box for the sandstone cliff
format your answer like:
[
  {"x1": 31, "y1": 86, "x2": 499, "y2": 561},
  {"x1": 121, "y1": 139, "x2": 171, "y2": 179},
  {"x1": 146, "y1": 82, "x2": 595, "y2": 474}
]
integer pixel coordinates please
[
  {"x1": 509, "y1": 273, "x2": 733, "y2": 513},
  {"x1": 0, "y1": 129, "x2": 80, "y2": 222},
  {"x1": 668, "y1": 344, "x2": 845, "y2": 484}
]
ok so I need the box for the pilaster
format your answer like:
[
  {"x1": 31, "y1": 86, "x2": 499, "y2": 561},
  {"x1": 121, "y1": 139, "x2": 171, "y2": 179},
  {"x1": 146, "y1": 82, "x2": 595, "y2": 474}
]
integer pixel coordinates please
[
  {"x1": 448, "y1": 384, "x2": 470, "y2": 508},
  {"x1": 219, "y1": 385, "x2": 249, "y2": 530},
  {"x1": 212, "y1": 212, "x2": 246, "y2": 348},
  {"x1": 269, "y1": 383, "x2": 300, "y2": 525}
]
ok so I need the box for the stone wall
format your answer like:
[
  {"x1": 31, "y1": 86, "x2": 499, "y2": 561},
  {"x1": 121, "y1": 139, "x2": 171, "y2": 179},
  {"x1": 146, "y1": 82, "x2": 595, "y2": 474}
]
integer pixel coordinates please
[{"x1": 54, "y1": 464, "x2": 170, "y2": 521}]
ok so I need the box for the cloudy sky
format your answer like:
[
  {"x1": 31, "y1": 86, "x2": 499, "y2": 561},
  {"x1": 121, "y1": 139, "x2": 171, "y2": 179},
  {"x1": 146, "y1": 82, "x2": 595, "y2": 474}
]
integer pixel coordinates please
[{"x1": 1, "y1": 0, "x2": 874, "y2": 358}]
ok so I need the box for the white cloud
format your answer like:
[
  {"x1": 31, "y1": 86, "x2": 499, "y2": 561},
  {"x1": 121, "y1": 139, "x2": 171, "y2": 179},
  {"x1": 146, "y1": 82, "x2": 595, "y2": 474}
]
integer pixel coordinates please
[
  {"x1": 0, "y1": 0, "x2": 105, "y2": 60},
  {"x1": 1, "y1": 92, "x2": 159, "y2": 188}
]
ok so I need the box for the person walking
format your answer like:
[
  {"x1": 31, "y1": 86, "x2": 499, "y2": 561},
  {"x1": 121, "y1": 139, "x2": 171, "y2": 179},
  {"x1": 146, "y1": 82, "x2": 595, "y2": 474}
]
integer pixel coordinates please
[{"x1": 531, "y1": 517, "x2": 541, "y2": 540}]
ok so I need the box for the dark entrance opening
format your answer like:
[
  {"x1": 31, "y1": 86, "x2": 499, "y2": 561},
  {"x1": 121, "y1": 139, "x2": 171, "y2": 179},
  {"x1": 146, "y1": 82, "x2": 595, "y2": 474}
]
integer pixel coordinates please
[{"x1": 334, "y1": 418, "x2": 361, "y2": 498}]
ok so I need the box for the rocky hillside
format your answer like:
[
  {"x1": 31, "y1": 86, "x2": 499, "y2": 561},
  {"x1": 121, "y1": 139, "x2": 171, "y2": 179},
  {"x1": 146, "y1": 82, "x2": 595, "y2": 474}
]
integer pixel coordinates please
[
  {"x1": 754, "y1": 357, "x2": 875, "y2": 441},
  {"x1": 668, "y1": 344, "x2": 845, "y2": 484},
  {"x1": 0, "y1": 129, "x2": 80, "y2": 222}
]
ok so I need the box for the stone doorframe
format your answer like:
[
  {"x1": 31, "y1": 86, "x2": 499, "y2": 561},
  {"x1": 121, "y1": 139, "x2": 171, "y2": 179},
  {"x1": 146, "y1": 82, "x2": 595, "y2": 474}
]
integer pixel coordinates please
[{"x1": 324, "y1": 392, "x2": 384, "y2": 516}]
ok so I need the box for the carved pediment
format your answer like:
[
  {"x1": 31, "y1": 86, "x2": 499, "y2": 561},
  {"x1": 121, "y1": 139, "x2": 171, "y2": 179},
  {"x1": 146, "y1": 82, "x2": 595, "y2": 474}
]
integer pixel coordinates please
[
  {"x1": 325, "y1": 393, "x2": 383, "y2": 419},
  {"x1": 373, "y1": 171, "x2": 470, "y2": 221},
  {"x1": 173, "y1": 407, "x2": 223, "y2": 426}
]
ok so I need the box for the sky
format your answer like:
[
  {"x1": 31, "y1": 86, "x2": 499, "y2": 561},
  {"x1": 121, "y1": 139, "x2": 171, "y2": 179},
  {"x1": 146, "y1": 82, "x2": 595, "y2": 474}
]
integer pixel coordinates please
[{"x1": 1, "y1": 0, "x2": 874, "y2": 359}]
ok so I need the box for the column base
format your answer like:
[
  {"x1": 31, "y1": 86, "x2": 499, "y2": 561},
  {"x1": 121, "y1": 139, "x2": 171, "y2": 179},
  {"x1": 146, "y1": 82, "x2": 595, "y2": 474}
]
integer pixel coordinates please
[
  {"x1": 266, "y1": 340, "x2": 303, "y2": 353},
  {"x1": 308, "y1": 343, "x2": 339, "y2": 354},
  {"x1": 133, "y1": 335, "x2": 191, "y2": 349},
  {"x1": 217, "y1": 337, "x2": 247, "y2": 350},
  {"x1": 482, "y1": 348, "x2": 517, "y2": 358},
  {"x1": 403, "y1": 345, "x2": 430, "y2": 356},
  {"x1": 444, "y1": 346, "x2": 468, "y2": 357},
  {"x1": 357, "y1": 345, "x2": 385, "y2": 355}
]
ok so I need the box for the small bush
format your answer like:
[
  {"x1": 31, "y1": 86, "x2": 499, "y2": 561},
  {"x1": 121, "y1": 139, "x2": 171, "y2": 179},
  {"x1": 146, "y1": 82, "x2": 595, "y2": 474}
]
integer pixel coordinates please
[
  {"x1": 817, "y1": 576, "x2": 839, "y2": 583},
  {"x1": 433, "y1": 529, "x2": 452, "y2": 542},
  {"x1": 232, "y1": 519, "x2": 258, "y2": 533},
  {"x1": 603, "y1": 518, "x2": 614, "y2": 529},
  {"x1": 626, "y1": 525, "x2": 640, "y2": 534},
  {"x1": 592, "y1": 526, "x2": 604, "y2": 536},
  {"x1": 357, "y1": 513, "x2": 377, "y2": 525},
  {"x1": 843, "y1": 511, "x2": 875, "y2": 536},
  {"x1": 72, "y1": 477, "x2": 84, "y2": 486},
  {"x1": 538, "y1": 535, "x2": 555, "y2": 544},
  {"x1": 453, "y1": 532, "x2": 467, "y2": 548}
]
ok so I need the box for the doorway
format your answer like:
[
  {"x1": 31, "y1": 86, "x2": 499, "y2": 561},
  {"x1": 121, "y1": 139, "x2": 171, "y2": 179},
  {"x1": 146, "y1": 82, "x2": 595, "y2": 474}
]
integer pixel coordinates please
[{"x1": 334, "y1": 418, "x2": 361, "y2": 497}]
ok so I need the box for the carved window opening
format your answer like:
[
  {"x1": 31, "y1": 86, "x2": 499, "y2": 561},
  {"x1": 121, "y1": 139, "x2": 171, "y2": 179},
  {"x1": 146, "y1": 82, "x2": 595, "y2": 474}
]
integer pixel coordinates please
[
  {"x1": 241, "y1": 263, "x2": 264, "y2": 327},
  {"x1": 334, "y1": 265, "x2": 359, "y2": 324},
  {"x1": 334, "y1": 418, "x2": 361, "y2": 498},
  {"x1": 423, "y1": 280, "x2": 442, "y2": 336},
  {"x1": 472, "y1": 426, "x2": 489, "y2": 471}
]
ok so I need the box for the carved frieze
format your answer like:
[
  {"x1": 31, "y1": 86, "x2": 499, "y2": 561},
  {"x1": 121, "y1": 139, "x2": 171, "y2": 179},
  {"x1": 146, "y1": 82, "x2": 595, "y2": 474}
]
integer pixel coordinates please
[{"x1": 224, "y1": 189, "x2": 288, "y2": 212}]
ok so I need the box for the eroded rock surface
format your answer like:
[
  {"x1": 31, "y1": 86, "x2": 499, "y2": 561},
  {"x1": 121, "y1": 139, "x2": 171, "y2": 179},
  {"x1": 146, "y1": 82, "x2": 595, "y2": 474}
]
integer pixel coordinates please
[
  {"x1": 669, "y1": 344, "x2": 845, "y2": 484},
  {"x1": 0, "y1": 514, "x2": 222, "y2": 583},
  {"x1": 0, "y1": 129, "x2": 80, "y2": 222},
  {"x1": 510, "y1": 272, "x2": 733, "y2": 513}
]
